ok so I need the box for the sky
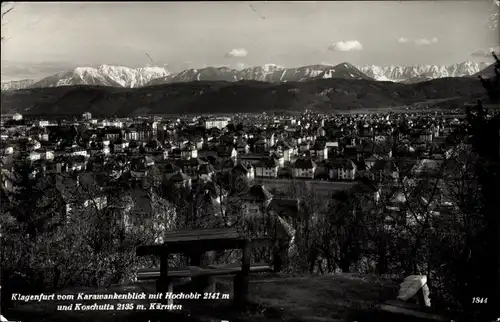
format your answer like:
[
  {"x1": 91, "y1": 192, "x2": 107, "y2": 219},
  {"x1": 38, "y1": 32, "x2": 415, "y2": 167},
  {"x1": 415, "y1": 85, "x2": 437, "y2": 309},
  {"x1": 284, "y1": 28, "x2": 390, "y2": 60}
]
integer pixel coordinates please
[{"x1": 1, "y1": 1, "x2": 499, "y2": 82}]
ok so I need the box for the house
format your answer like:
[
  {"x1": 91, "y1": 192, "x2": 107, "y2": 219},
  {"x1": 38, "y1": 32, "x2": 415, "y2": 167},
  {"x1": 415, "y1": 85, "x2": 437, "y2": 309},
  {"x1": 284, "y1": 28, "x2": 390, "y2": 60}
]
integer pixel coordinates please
[
  {"x1": 26, "y1": 151, "x2": 41, "y2": 161},
  {"x1": 157, "y1": 162, "x2": 182, "y2": 181},
  {"x1": 254, "y1": 157, "x2": 280, "y2": 178},
  {"x1": 419, "y1": 130, "x2": 433, "y2": 143},
  {"x1": 198, "y1": 163, "x2": 216, "y2": 181},
  {"x1": 374, "y1": 134, "x2": 388, "y2": 143},
  {"x1": 235, "y1": 139, "x2": 250, "y2": 155},
  {"x1": 310, "y1": 142, "x2": 328, "y2": 161},
  {"x1": 280, "y1": 117, "x2": 297, "y2": 126},
  {"x1": 113, "y1": 139, "x2": 129, "y2": 153},
  {"x1": 182, "y1": 157, "x2": 207, "y2": 176},
  {"x1": 197, "y1": 180, "x2": 228, "y2": 205},
  {"x1": 254, "y1": 137, "x2": 267, "y2": 153},
  {"x1": 0, "y1": 143, "x2": 14, "y2": 156},
  {"x1": 68, "y1": 145, "x2": 88, "y2": 158},
  {"x1": 216, "y1": 145, "x2": 238, "y2": 160},
  {"x1": 298, "y1": 141, "x2": 310, "y2": 153},
  {"x1": 264, "y1": 132, "x2": 276, "y2": 147},
  {"x1": 130, "y1": 162, "x2": 148, "y2": 180},
  {"x1": 205, "y1": 117, "x2": 230, "y2": 130},
  {"x1": 325, "y1": 141, "x2": 341, "y2": 157},
  {"x1": 219, "y1": 134, "x2": 235, "y2": 146},
  {"x1": 231, "y1": 163, "x2": 255, "y2": 181},
  {"x1": 124, "y1": 130, "x2": 139, "y2": 141},
  {"x1": 370, "y1": 159, "x2": 399, "y2": 183},
  {"x1": 274, "y1": 140, "x2": 296, "y2": 162},
  {"x1": 35, "y1": 148, "x2": 55, "y2": 160},
  {"x1": 288, "y1": 135, "x2": 303, "y2": 146},
  {"x1": 104, "y1": 130, "x2": 121, "y2": 142},
  {"x1": 193, "y1": 137, "x2": 204, "y2": 150},
  {"x1": 168, "y1": 172, "x2": 192, "y2": 189},
  {"x1": 66, "y1": 156, "x2": 87, "y2": 172},
  {"x1": 55, "y1": 173, "x2": 107, "y2": 219},
  {"x1": 120, "y1": 189, "x2": 176, "y2": 239},
  {"x1": 180, "y1": 143, "x2": 198, "y2": 160},
  {"x1": 12, "y1": 113, "x2": 23, "y2": 121},
  {"x1": 292, "y1": 158, "x2": 316, "y2": 179},
  {"x1": 356, "y1": 140, "x2": 392, "y2": 161},
  {"x1": 328, "y1": 159, "x2": 357, "y2": 181},
  {"x1": 364, "y1": 156, "x2": 378, "y2": 170},
  {"x1": 269, "y1": 152, "x2": 285, "y2": 167},
  {"x1": 144, "y1": 139, "x2": 163, "y2": 153}
]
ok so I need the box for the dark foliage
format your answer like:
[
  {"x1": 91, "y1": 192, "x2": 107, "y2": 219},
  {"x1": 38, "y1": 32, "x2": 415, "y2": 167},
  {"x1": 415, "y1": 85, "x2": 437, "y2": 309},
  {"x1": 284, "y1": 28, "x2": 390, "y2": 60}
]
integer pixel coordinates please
[{"x1": 1, "y1": 77, "x2": 486, "y2": 116}]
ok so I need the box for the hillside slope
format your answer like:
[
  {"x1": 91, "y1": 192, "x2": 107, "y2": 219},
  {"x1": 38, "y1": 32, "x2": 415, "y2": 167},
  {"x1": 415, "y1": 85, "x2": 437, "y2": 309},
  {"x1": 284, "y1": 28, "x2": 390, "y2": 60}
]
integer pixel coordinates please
[{"x1": 0, "y1": 77, "x2": 485, "y2": 116}]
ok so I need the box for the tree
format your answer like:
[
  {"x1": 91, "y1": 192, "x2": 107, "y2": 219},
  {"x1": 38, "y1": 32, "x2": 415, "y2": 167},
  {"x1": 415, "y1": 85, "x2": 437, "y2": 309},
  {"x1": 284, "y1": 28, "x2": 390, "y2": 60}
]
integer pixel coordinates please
[{"x1": 463, "y1": 51, "x2": 500, "y2": 321}]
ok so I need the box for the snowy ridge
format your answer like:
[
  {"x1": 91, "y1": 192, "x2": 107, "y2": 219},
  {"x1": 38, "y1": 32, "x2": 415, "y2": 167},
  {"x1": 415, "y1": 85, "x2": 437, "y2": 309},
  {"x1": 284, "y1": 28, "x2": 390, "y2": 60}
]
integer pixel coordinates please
[
  {"x1": 358, "y1": 61, "x2": 489, "y2": 82},
  {"x1": 30, "y1": 65, "x2": 170, "y2": 89},
  {"x1": 1, "y1": 60, "x2": 492, "y2": 91},
  {"x1": 149, "y1": 66, "x2": 239, "y2": 85},
  {"x1": 1, "y1": 79, "x2": 37, "y2": 91},
  {"x1": 238, "y1": 64, "x2": 285, "y2": 81}
]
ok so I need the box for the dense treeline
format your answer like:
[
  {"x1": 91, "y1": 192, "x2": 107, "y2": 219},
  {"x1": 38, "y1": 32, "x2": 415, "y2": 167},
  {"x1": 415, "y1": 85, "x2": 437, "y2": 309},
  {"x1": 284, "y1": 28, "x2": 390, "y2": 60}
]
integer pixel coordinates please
[{"x1": 1, "y1": 76, "x2": 486, "y2": 116}]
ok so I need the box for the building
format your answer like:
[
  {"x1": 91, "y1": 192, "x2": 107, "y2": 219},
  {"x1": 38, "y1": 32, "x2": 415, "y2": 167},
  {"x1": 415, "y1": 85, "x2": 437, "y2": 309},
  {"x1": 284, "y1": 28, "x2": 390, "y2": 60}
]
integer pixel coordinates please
[
  {"x1": 329, "y1": 159, "x2": 357, "y2": 181},
  {"x1": 292, "y1": 158, "x2": 317, "y2": 179},
  {"x1": 254, "y1": 157, "x2": 280, "y2": 178},
  {"x1": 205, "y1": 117, "x2": 230, "y2": 130}
]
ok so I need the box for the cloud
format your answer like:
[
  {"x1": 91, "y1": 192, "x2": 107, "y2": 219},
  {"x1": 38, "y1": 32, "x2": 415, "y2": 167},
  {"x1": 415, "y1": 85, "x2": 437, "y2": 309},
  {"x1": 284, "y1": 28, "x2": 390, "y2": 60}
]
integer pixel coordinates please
[
  {"x1": 328, "y1": 40, "x2": 363, "y2": 52},
  {"x1": 397, "y1": 37, "x2": 438, "y2": 46},
  {"x1": 470, "y1": 46, "x2": 500, "y2": 57},
  {"x1": 226, "y1": 48, "x2": 248, "y2": 58},
  {"x1": 413, "y1": 37, "x2": 438, "y2": 46}
]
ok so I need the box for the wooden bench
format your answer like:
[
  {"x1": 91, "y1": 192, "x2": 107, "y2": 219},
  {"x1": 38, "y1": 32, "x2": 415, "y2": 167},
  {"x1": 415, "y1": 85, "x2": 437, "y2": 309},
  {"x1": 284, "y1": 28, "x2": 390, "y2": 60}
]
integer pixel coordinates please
[{"x1": 136, "y1": 227, "x2": 276, "y2": 306}]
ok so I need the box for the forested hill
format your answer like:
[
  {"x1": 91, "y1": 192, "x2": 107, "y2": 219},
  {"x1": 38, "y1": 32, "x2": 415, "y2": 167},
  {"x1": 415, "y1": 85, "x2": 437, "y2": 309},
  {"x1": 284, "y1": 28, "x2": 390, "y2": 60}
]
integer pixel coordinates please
[{"x1": 1, "y1": 77, "x2": 485, "y2": 116}]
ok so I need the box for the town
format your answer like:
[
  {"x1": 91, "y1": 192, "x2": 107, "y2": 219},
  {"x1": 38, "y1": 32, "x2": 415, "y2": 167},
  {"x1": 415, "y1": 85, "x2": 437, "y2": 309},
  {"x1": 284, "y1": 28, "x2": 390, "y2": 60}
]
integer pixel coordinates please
[
  {"x1": 1, "y1": 108, "x2": 492, "y2": 236},
  {"x1": 2, "y1": 106, "x2": 500, "y2": 322}
]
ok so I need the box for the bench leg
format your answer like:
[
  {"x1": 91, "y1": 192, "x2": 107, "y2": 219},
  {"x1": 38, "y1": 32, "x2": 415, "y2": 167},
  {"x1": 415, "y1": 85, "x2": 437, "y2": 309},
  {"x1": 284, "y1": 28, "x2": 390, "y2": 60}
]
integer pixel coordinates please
[
  {"x1": 233, "y1": 272, "x2": 249, "y2": 307},
  {"x1": 192, "y1": 275, "x2": 216, "y2": 294},
  {"x1": 233, "y1": 239, "x2": 251, "y2": 307},
  {"x1": 156, "y1": 278, "x2": 174, "y2": 306}
]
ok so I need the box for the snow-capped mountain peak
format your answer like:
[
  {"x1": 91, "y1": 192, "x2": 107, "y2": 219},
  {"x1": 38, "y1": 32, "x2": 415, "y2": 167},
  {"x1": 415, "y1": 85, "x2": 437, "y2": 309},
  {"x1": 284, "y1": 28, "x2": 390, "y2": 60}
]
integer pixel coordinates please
[
  {"x1": 358, "y1": 61, "x2": 488, "y2": 83},
  {"x1": 27, "y1": 65, "x2": 170, "y2": 89},
  {"x1": 261, "y1": 64, "x2": 285, "y2": 72},
  {"x1": 1, "y1": 60, "x2": 491, "y2": 91},
  {"x1": 0, "y1": 79, "x2": 37, "y2": 91}
]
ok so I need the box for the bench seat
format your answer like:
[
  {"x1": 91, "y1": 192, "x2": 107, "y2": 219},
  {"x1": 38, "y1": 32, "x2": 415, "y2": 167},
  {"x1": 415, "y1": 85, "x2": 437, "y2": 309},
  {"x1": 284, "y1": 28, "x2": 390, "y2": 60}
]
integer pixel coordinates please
[
  {"x1": 137, "y1": 262, "x2": 273, "y2": 281},
  {"x1": 207, "y1": 262, "x2": 274, "y2": 274},
  {"x1": 137, "y1": 267, "x2": 194, "y2": 280}
]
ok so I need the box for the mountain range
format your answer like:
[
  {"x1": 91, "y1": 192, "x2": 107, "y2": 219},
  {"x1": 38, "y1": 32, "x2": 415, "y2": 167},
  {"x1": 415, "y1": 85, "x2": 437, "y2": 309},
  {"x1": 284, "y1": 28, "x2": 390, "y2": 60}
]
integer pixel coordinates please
[
  {"x1": 360, "y1": 60, "x2": 489, "y2": 83},
  {"x1": 1, "y1": 61, "x2": 492, "y2": 91}
]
